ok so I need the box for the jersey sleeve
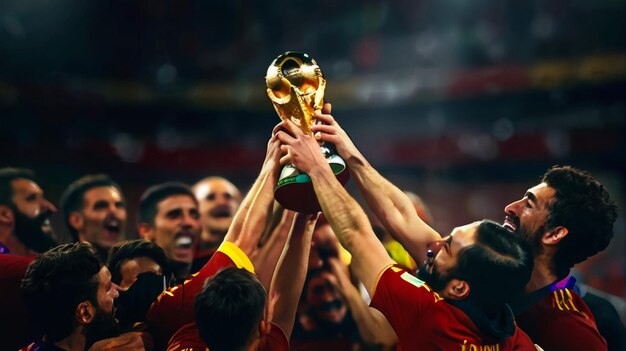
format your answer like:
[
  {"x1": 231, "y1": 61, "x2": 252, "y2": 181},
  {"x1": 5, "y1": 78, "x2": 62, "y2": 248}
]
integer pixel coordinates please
[
  {"x1": 0, "y1": 255, "x2": 36, "y2": 350},
  {"x1": 517, "y1": 288, "x2": 608, "y2": 351},
  {"x1": 166, "y1": 323, "x2": 206, "y2": 351},
  {"x1": 369, "y1": 265, "x2": 441, "y2": 339},
  {"x1": 147, "y1": 241, "x2": 254, "y2": 349},
  {"x1": 543, "y1": 289, "x2": 607, "y2": 350},
  {"x1": 167, "y1": 322, "x2": 289, "y2": 351},
  {"x1": 258, "y1": 322, "x2": 289, "y2": 351}
]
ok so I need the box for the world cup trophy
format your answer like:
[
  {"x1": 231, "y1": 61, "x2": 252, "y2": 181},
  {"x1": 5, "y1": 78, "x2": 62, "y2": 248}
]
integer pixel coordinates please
[{"x1": 266, "y1": 51, "x2": 350, "y2": 213}]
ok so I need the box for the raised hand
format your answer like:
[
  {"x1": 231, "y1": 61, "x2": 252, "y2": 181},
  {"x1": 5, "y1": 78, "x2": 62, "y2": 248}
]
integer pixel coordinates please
[
  {"x1": 327, "y1": 256, "x2": 353, "y2": 300},
  {"x1": 328, "y1": 257, "x2": 398, "y2": 347},
  {"x1": 274, "y1": 118, "x2": 328, "y2": 175},
  {"x1": 311, "y1": 103, "x2": 363, "y2": 165},
  {"x1": 264, "y1": 130, "x2": 283, "y2": 165}
]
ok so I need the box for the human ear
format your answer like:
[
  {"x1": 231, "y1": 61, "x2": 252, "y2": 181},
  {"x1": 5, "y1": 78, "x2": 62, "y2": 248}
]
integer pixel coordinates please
[
  {"x1": 0, "y1": 205, "x2": 14, "y2": 225},
  {"x1": 75, "y1": 301, "x2": 95, "y2": 325},
  {"x1": 542, "y1": 226, "x2": 569, "y2": 246},
  {"x1": 445, "y1": 279, "x2": 470, "y2": 300},
  {"x1": 68, "y1": 212, "x2": 84, "y2": 232}
]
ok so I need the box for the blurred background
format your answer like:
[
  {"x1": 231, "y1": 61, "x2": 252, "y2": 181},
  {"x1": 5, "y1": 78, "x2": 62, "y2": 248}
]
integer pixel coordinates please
[{"x1": 1, "y1": 0, "x2": 624, "y2": 296}]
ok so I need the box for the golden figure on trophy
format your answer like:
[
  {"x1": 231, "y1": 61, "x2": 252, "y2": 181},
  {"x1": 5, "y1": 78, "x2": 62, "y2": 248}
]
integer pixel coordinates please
[{"x1": 266, "y1": 51, "x2": 349, "y2": 213}]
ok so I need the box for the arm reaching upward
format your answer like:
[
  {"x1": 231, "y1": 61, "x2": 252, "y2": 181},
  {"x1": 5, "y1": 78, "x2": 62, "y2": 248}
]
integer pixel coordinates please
[
  {"x1": 223, "y1": 134, "x2": 282, "y2": 256},
  {"x1": 311, "y1": 107, "x2": 440, "y2": 265},
  {"x1": 328, "y1": 258, "x2": 397, "y2": 347},
  {"x1": 252, "y1": 209, "x2": 294, "y2": 291},
  {"x1": 269, "y1": 212, "x2": 319, "y2": 338},
  {"x1": 145, "y1": 133, "x2": 284, "y2": 349},
  {"x1": 276, "y1": 118, "x2": 393, "y2": 295}
]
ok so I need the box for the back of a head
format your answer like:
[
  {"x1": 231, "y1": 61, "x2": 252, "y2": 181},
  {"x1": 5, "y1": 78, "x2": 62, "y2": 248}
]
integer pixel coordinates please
[
  {"x1": 193, "y1": 176, "x2": 239, "y2": 194},
  {"x1": 60, "y1": 174, "x2": 122, "y2": 242},
  {"x1": 542, "y1": 165, "x2": 617, "y2": 278},
  {"x1": 107, "y1": 239, "x2": 171, "y2": 285},
  {"x1": 455, "y1": 220, "x2": 533, "y2": 307},
  {"x1": 195, "y1": 267, "x2": 266, "y2": 351},
  {"x1": 0, "y1": 167, "x2": 36, "y2": 207},
  {"x1": 139, "y1": 182, "x2": 196, "y2": 225},
  {"x1": 20, "y1": 242, "x2": 101, "y2": 342}
]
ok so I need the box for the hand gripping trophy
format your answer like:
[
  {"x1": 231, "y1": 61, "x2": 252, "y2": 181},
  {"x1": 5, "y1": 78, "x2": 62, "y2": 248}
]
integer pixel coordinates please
[{"x1": 266, "y1": 51, "x2": 350, "y2": 213}]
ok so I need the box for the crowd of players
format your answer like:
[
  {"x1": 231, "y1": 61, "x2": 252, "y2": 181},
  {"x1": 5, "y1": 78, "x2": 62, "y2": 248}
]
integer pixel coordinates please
[{"x1": 1, "y1": 105, "x2": 624, "y2": 351}]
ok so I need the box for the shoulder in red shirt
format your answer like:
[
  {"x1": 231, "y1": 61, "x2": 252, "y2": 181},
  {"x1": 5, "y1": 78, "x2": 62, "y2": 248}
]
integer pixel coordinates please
[
  {"x1": 147, "y1": 241, "x2": 254, "y2": 349},
  {"x1": 167, "y1": 322, "x2": 289, "y2": 351},
  {"x1": 516, "y1": 286, "x2": 607, "y2": 351},
  {"x1": 370, "y1": 265, "x2": 536, "y2": 351},
  {"x1": 0, "y1": 254, "x2": 37, "y2": 350}
]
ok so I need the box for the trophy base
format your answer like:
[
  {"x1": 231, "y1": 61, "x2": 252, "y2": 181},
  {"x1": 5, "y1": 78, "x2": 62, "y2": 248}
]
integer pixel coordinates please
[{"x1": 274, "y1": 154, "x2": 350, "y2": 214}]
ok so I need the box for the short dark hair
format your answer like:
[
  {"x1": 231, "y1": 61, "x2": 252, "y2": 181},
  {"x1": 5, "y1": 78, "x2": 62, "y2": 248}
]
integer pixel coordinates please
[
  {"x1": 453, "y1": 220, "x2": 533, "y2": 307},
  {"x1": 0, "y1": 167, "x2": 37, "y2": 207},
  {"x1": 542, "y1": 166, "x2": 617, "y2": 278},
  {"x1": 21, "y1": 242, "x2": 101, "y2": 342},
  {"x1": 60, "y1": 174, "x2": 123, "y2": 242},
  {"x1": 195, "y1": 267, "x2": 266, "y2": 351},
  {"x1": 107, "y1": 239, "x2": 171, "y2": 285},
  {"x1": 139, "y1": 182, "x2": 197, "y2": 225}
]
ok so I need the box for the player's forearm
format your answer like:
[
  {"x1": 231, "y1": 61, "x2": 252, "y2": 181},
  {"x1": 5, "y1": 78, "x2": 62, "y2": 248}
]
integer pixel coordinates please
[
  {"x1": 225, "y1": 151, "x2": 279, "y2": 253},
  {"x1": 309, "y1": 164, "x2": 370, "y2": 251},
  {"x1": 350, "y1": 161, "x2": 418, "y2": 232},
  {"x1": 253, "y1": 210, "x2": 293, "y2": 291},
  {"x1": 328, "y1": 256, "x2": 397, "y2": 346},
  {"x1": 348, "y1": 161, "x2": 439, "y2": 265},
  {"x1": 307, "y1": 164, "x2": 393, "y2": 293},
  {"x1": 226, "y1": 166, "x2": 270, "y2": 243},
  {"x1": 349, "y1": 297, "x2": 398, "y2": 346},
  {"x1": 236, "y1": 170, "x2": 279, "y2": 256},
  {"x1": 270, "y1": 214, "x2": 316, "y2": 338}
]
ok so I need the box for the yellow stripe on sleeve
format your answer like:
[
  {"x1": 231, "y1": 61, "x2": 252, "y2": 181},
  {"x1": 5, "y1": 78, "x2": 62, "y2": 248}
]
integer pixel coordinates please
[
  {"x1": 218, "y1": 241, "x2": 255, "y2": 274},
  {"x1": 554, "y1": 291, "x2": 565, "y2": 311},
  {"x1": 559, "y1": 290, "x2": 571, "y2": 311},
  {"x1": 564, "y1": 289, "x2": 588, "y2": 318},
  {"x1": 371, "y1": 263, "x2": 396, "y2": 297}
]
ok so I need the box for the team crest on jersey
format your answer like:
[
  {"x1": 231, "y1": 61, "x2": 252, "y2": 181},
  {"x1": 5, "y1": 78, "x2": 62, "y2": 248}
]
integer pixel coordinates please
[
  {"x1": 400, "y1": 271, "x2": 426, "y2": 288},
  {"x1": 399, "y1": 271, "x2": 443, "y2": 302}
]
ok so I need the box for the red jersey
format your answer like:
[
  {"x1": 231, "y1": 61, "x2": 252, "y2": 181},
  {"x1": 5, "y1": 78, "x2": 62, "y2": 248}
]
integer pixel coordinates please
[
  {"x1": 370, "y1": 265, "x2": 535, "y2": 351},
  {"x1": 147, "y1": 241, "x2": 254, "y2": 349},
  {"x1": 0, "y1": 254, "x2": 36, "y2": 350},
  {"x1": 167, "y1": 321, "x2": 289, "y2": 351},
  {"x1": 291, "y1": 338, "x2": 354, "y2": 351},
  {"x1": 516, "y1": 286, "x2": 607, "y2": 351}
]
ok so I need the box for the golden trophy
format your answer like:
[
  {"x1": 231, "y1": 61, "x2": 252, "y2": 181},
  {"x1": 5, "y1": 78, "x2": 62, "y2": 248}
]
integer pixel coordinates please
[{"x1": 266, "y1": 51, "x2": 349, "y2": 213}]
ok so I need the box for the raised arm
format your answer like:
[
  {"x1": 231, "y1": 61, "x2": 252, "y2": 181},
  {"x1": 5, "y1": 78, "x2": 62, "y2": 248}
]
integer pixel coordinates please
[
  {"x1": 223, "y1": 134, "x2": 282, "y2": 256},
  {"x1": 252, "y1": 209, "x2": 294, "y2": 291},
  {"x1": 311, "y1": 107, "x2": 440, "y2": 265},
  {"x1": 328, "y1": 257, "x2": 397, "y2": 347},
  {"x1": 269, "y1": 212, "x2": 319, "y2": 338},
  {"x1": 145, "y1": 134, "x2": 284, "y2": 349},
  {"x1": 276, "y1": 119, "x2": 393, "y2": 295}
]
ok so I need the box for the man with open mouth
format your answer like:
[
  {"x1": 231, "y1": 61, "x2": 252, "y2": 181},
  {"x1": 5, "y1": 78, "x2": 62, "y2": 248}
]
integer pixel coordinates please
[
  {"x1": 503, "y1": 166, "x2": 619, "y2": 351},
  {"x1": 138, "y1": 181, "x2": 201, "y2": 283},
  {"x1": 61, "y1": 174, "x2": 127, "y2": 263},
  {"x1": 277, "y1": 115, "x2": 536, "y2": 350},
  {"x1": 191, "y1": 176, "x2": 241, "y2": 271}
]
